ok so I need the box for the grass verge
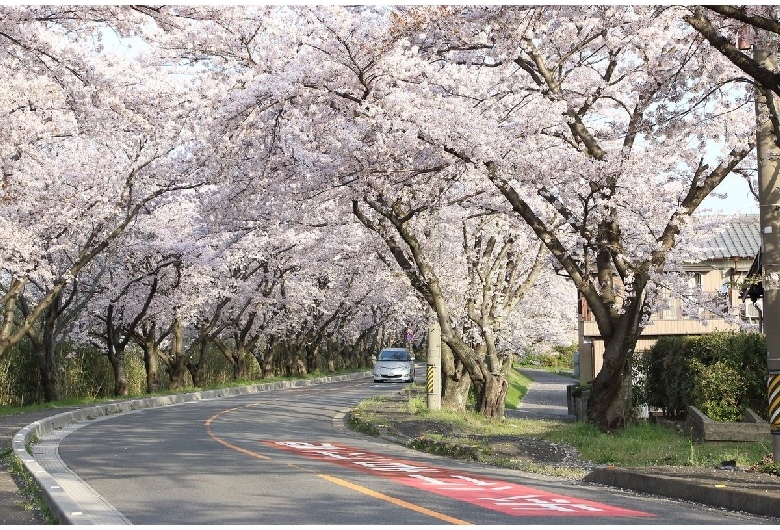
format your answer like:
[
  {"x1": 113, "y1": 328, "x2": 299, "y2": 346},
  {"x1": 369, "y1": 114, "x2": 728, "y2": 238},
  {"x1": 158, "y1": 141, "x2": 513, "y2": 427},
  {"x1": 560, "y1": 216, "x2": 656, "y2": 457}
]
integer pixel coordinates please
[
  {"x1": 351, "y1": 390, "x2": 775, "y2": 473},
  {"x1": 0, "y1": 447, "x2": 56, "y2": 524}
]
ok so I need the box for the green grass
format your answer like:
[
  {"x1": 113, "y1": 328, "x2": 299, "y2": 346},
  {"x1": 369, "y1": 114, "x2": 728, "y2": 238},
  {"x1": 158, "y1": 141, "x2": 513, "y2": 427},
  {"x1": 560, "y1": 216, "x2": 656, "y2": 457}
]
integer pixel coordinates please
[
  {"x1": 541, "y1": 421, "x2": 770, "y2": 468},
  {"x1": 352, "y1": 395, "x2": 773, "y2": 471},
  {"x1": 504, "y1": 368, "x2": 533, "y2": 409}
]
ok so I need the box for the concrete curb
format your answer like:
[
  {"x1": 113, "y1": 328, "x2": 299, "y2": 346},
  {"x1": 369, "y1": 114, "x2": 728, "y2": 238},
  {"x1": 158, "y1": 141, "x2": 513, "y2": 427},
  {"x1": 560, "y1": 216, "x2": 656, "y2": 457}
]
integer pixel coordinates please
[
  {"x1": 12, "y1": 371, "x2": 371, "y2": 524},
  {"x1": 584, "y1": 467, "x2": 780, "y2": 519}
]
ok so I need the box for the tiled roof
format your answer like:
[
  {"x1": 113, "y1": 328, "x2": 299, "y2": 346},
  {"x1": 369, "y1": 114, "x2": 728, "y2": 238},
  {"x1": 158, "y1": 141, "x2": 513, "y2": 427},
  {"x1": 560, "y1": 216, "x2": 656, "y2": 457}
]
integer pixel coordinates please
[{"x1": 700, "y1": 214, "x2": 760, "y2": 260}]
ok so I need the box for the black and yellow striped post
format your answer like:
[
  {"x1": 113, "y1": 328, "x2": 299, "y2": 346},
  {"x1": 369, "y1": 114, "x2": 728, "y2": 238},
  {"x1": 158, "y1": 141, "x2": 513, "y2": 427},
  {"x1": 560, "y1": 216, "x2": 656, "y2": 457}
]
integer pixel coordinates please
[{"x1": 769, "y1": 373, "x2": 780, "y2": 439}]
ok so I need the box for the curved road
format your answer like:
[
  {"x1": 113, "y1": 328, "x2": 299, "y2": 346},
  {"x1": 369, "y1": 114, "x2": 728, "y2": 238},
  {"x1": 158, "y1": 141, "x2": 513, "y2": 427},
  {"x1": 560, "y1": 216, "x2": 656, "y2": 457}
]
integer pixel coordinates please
[{"x1": 49, "y1": 373, "x2": 768, "y2": 525}]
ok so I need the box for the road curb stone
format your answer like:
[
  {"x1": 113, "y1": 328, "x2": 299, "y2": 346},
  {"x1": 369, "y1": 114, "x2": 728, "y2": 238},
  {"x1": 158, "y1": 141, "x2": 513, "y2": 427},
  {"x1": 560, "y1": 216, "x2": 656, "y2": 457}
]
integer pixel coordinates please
[{"x1": 584, "y1": 466, "x2": 780, "y2": 519}]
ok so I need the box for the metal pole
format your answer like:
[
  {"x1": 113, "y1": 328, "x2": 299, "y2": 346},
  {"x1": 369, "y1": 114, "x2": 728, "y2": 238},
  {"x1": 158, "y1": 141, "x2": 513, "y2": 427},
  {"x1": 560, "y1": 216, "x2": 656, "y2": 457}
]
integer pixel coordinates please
[
  {"x1": 754, "y1": 48, "x2": 780, "y2": 460},
  {"x1": 426, "y1": 321, "x2": 441, "y2": 410}
]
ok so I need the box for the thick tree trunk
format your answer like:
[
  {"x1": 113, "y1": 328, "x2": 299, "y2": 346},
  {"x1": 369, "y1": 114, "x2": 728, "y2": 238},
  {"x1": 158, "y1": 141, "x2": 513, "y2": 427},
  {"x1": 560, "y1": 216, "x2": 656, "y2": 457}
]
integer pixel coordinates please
[
  {"x1": 480, "y1": 373, "x2": 508, "y2": 419},
  {"x1": 109, "y1": 347, "x2": 129, "y2": 396},
  {"x1": 103, "y1": 304, "x2": 131, "y2": 397},
  {"x1": 325, "y1": 342, "x2": 338, "y2": 372},
  {"x1": 479, "y1": 335, "x2": 508, "y2": 419},
  {"x1": 234, "y1": 342, "x2": 248, "y2": 380},
  {"x1": 442, "y1": 334, "x2": 505, "y2": 419},
  {"x1": 306, "y1": 343, "x2": 319, "y2": 373},
  {"x1": 32, "y1": 337, "x2": 58, "y2": 403},
  {"x1": 256, "y1": 335, "x2": 277, "y2": 379},
  {"x1": 24, "y1": 295, "x2": 62, "y2": 402},
  {"x1": 587, "y1": 314, "x2": 641, "y2": 430},
  {"x1": 187, "y1": 340, "x2": 210, "y2": 387},
  {"x1": 440, "y1": 342, "x2": 471, "y2": 411},
  {"x1": 166, "y1": 319, "x2": 188, "y2": 390},
  {"x1": 141, "y1": 326, "x2": 162, "y2": 394}
]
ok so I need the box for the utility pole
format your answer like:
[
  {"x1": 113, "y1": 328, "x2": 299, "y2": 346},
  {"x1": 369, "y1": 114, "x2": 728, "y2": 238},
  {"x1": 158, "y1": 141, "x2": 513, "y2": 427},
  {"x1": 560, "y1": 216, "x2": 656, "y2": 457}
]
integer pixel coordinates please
[
  {"x1": 754, "y1": 47, "x2": 780, "y2": 460},
  {"x1": 426, "y1": 320, "x2": 441, "y2": 410}
]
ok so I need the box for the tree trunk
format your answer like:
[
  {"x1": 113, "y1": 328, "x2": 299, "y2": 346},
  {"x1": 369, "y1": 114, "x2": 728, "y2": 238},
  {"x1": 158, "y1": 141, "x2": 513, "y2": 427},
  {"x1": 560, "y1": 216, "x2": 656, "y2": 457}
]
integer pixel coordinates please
[
  {"x1": 306, "y1": 343, "x2": 319, "y2": 373},
  {"x1": 481, "y1": 373, "x2": 508, "y2": 418},
  {"x1": 23, "y1": 292, "x2": 65, "y2": 402},
  {"x1": 166, "y1": 319, "x2": 188, "y2": 390},
  {"x1": 441, "y1": 331, "x2": 505, "y2": 418},
  {"x1": 109, "y1": 346, "x2": 129, "y2": 396},
  {"x1": 587, "y1": 310, "x2": 642, "y2": 430},
  {"x1": 256, "y1": 335, "x2": 277, "y2": 379},
  {"x1": 234, "y1": 341, "x2": 248, "y2": 380},
  {"x1": 104, "y1": 304, "x2": 130, "y2": 397},
  {"x1": 140, "y1": 325, "x2": 162, "y2": 394},
  {"x1": 31, "y1": 334, "x2": 58, "y2": 403},
  {"x1": 187, "y1": 339, "x2": 210, "y2": 387},
  {"x1": 440, "y1": 342, "x2": 471, "y2": 411},
  {"x1": 325, "y1": 341, "x2": 338, "y2": 372}
]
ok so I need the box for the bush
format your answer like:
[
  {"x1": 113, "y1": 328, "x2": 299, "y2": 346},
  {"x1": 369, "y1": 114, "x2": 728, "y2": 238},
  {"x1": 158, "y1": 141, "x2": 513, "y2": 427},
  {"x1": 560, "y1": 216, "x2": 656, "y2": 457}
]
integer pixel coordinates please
[
  {"x1": 0, "y1": 334, "x2": 356, "y2": 407},
  {"x1": 519, "y1": 343, "x2": 577, "y2": 370},
  {"x1": 637, "y1": 331, "x2": 767, "y2": 421}
]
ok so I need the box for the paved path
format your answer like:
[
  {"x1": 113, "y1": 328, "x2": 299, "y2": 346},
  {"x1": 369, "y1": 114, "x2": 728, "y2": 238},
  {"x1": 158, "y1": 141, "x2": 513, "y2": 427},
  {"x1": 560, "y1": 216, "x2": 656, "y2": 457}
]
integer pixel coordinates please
[{"x1": 505, "y1": 368, "x2": 578, "y2": 421}]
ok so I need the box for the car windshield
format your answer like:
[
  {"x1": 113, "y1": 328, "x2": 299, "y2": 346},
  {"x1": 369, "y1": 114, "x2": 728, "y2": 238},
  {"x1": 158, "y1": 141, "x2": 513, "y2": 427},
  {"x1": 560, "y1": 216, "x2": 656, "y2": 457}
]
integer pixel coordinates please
[{"x1": 377, "y1": 350, "x2": 410, "y2": 361}]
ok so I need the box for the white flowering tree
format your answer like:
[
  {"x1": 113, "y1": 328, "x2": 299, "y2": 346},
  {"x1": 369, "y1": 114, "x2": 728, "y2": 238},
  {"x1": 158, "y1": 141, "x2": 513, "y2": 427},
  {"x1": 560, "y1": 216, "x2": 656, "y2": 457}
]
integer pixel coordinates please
[
  {"x1": 380, "y1": 5, "x2": 756, "y2": 428},
  {"x1": 0, "y1": 7, "x2": 213, "y2": 401},
  {"x1": 244, "y1": 6, "x2": 567, "y2": 416}
]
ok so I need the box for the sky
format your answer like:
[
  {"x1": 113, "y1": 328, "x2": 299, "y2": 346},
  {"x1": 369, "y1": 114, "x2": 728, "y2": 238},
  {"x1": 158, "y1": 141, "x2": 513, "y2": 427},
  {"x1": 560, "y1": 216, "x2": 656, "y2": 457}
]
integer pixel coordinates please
[{"x1": 700, "y1": 173, "x2": 759, "y2": 215}]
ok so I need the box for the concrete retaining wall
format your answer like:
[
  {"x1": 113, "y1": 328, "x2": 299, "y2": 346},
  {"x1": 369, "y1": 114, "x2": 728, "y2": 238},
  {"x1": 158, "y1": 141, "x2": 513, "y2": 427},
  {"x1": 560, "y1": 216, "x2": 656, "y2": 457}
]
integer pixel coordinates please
[{"x1": 684, "y1": 406, "x2": 771, "y2": 443}]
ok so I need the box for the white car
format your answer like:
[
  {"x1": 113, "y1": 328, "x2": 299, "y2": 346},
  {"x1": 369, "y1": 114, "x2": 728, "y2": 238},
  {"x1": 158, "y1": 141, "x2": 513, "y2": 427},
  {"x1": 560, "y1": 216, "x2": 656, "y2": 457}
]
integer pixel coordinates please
[{"x1": 372, "y1": 347, "x2": 415, "y2": 383}]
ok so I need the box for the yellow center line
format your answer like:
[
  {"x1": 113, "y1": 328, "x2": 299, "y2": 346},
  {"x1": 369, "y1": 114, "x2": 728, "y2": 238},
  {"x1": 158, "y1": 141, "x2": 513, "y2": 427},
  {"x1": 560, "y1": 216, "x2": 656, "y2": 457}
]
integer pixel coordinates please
[
  {"x1": 205, "y1": 403, "x2": 271, "y2": 459},
  {"x1": 206, "y1": 400, "x2": 471, "y2": 524},
  {"x1": 317, "y1": 474, "x2": 473, "y2": 525}
]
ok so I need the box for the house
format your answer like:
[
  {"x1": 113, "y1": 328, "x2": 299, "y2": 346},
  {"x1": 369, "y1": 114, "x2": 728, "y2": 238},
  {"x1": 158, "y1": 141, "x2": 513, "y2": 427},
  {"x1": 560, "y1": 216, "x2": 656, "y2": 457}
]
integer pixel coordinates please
[{"x1": 577, "y1": 214, "x2": 761, "y2": 385}]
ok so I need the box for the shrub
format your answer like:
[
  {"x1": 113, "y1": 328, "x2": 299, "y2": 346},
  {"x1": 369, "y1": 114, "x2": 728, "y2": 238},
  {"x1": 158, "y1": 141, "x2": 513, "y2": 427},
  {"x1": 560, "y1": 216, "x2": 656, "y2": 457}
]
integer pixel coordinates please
[
  {"x1": 519, "y1": 343, "x2": 577, "y2": 370},
  {"x1": 637, "y1": 331, "x2": 767, "y2": 421}
]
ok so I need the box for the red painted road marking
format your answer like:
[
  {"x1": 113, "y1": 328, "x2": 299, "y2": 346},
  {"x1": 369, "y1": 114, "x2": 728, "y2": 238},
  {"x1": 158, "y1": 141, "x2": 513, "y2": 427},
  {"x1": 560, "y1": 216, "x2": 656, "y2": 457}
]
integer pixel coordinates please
[{"x1": 265, "y1": 441, "x2": 653, "y2": 518}]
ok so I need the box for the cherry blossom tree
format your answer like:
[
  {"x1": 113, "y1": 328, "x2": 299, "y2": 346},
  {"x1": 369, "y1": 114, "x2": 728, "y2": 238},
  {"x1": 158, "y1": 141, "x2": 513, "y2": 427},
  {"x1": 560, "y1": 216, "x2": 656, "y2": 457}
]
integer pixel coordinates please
[
  {"x1": 685, "y1": 6, "x2": 780, "y2": 99},
  {"x1": 382, "y1": 5, "x2": 756, "y2": 428},
  {"x1": 161, "y1": 5, "x2": 585, "y2": 417},
  {"x1": 71, "y1": 192, "x2": 201, "y2": 395},
  {"x1": 0, "y1": 6, "x2": 210, "y2": 370},
  {"x1": 684, "y1": 6, "x2": 779, "y2": 200},
  {"x1": 227, "y1": 6, "x2": 561, "y2": 416}
]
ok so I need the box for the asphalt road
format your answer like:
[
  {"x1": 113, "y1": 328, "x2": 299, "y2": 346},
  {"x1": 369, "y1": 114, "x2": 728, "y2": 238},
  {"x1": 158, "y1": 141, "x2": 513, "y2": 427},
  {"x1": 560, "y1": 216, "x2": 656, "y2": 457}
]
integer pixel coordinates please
[{"x1": 46, "y1": 372, "x2": 771, "y2": 525}]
